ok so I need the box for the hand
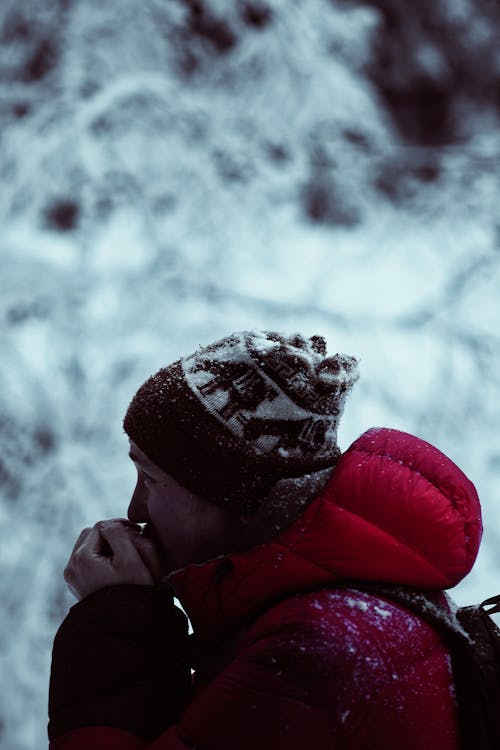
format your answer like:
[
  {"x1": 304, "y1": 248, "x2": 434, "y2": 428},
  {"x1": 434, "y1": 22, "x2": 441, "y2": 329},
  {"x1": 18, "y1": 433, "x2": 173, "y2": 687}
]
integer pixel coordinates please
[{"x1": 64, "y1": 519, "x2": 166, "y2": 601}]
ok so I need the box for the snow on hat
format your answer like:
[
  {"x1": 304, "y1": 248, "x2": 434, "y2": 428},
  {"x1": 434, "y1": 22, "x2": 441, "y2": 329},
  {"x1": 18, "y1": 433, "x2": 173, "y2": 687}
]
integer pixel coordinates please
[{"x1": 123, "y1": 331, "x2": 359, "y2": 513}]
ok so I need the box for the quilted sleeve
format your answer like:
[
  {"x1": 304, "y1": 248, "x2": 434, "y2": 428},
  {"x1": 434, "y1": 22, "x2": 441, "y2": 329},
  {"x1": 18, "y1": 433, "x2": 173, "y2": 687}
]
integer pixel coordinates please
[
  {"x1": 149, "y1": 623, "x2": 340, "y2": 750},
  {"x1": 50, "y1": 620, "x2": 339, "y2": 750},
  {"x1": 48, "y1": 584, "x2": 192, "y2": 744}
]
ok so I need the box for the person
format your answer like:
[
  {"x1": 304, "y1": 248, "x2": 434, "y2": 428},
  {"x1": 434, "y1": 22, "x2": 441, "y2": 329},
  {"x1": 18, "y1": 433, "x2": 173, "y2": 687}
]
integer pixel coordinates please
[{"x1": 48, "y1": 330, "x2": 482, "y2": 750}]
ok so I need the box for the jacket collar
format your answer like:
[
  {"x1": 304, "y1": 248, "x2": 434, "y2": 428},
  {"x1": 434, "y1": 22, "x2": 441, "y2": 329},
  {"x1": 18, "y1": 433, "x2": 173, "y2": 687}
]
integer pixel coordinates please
[{"x1": 167, "y1": 493, "x2": 339, "y2": 643}]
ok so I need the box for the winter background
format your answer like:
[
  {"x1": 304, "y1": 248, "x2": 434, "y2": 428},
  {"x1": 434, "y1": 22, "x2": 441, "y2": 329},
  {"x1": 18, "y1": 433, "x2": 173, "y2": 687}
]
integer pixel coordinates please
[{"x1": 1, "y1": 0, "x2": 500, "y2": 747}]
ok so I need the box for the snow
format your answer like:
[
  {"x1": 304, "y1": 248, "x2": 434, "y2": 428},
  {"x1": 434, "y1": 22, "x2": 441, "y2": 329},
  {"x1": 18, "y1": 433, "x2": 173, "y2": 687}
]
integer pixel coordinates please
[
  {"x1": 1, "y1": 1, "x2": 500, "y2": 747},
  {"x1": 346, "y1": 597, "x2": 370, "y2": 613}
]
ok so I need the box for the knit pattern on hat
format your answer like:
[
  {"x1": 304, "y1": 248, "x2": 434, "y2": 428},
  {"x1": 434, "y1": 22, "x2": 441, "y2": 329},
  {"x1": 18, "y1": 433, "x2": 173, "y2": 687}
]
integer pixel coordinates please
[{"x1": 124, "y1": 331, "x2": 359, "y2": 513}]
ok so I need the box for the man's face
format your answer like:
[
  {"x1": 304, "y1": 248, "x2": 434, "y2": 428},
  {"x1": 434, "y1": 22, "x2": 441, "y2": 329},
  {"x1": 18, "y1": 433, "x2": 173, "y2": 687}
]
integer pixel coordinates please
[{"x1": 127, "y1": 439, "x2": 245, "y2": 574}]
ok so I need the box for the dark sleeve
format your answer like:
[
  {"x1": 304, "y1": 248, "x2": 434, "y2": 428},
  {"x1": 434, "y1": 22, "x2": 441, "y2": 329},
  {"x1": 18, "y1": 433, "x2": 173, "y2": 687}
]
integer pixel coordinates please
[{"x1": 48, "y1": 584, "x2": 192, "y2": 743}]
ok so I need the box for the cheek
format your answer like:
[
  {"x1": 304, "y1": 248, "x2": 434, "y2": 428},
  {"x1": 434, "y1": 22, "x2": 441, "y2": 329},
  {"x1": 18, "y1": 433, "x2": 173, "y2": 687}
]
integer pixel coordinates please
[
  {"x1": 149, "y1": 489, "x2": 195, "y2": 545},
  {"x1": 148, "y1": 486, "x2": 185, "y2": 531},
  {"x1": 148, "y1": 489, "x2": 169, "y2": 528}
]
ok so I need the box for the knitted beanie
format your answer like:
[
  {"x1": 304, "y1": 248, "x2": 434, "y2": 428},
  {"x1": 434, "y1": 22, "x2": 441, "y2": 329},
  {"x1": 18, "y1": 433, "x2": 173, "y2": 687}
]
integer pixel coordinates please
[{"x1": 124, "y1": 331, "x2": 359, "y2": 513}]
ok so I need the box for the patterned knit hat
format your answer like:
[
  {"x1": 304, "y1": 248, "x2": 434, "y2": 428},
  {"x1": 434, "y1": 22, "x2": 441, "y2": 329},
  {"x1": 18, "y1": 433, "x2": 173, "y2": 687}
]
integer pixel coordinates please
[{"x1": 124, "y1": 331, "x2": 359, "y2": 513}]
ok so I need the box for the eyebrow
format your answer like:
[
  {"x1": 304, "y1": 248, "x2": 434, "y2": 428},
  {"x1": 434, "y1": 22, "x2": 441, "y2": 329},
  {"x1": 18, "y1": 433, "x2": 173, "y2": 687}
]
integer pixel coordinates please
[{"x1": 128, "y1": 451, "x2": 141, "y2": 463}]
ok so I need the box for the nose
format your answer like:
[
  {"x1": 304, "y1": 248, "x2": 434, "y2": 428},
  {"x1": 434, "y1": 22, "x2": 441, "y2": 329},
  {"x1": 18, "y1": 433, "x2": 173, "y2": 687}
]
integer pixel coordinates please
[{"x1": 127, "y1": 477, "x2": 149, "y2": 523}]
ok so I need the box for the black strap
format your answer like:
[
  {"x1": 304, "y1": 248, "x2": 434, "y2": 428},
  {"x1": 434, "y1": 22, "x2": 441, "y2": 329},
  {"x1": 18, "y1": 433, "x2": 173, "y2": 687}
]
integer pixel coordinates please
[
  {"x1": 336, "y1": 580, "x2": 471, "y2": 645},
  {"x1": 481, "y1": 595, "x2": 500, "y2": 616},
  {"x1": 338, "y1": 580, "x2": 500, "y2": 750}
]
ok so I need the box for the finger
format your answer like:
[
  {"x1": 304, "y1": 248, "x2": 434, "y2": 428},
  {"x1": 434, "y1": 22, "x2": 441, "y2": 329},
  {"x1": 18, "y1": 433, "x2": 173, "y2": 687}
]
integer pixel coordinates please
[
  {"x1": 101, "y1": 518, "x2": 141, "y2": 531},
  {"x1": 70, "y1": 527, "x2": 92, "y2": 554},
  {"x1": 81, "y1": 525, "x2": 113, "y2": 557},
  {"x1": 96, "y1": 519, "x2": 142, "y2": 544},
  {"x1": 98, "y1": 521, "x2": 144, "y2": 564},
  {"x1": 64, "y1": 527, "x2": 92, "y2": 582},
  {"x1": 69, "y1": 520, "x2": 138, "y2": 556},
  {"x1": 65, "y1": 526, "x2": 106, "y2": 582},
  {"x1": 79, "y1": 519, "x2": 141, "y2": 557},
  {"x1": 70, "y1": 524, "x2": 115, "y2": 564}
]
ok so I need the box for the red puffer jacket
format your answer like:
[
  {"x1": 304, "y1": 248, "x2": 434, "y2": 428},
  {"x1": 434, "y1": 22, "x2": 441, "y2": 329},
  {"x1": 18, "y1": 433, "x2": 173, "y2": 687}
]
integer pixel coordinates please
[{"x1": 49, "y1": 427, "x2": 482, "y2": 750}]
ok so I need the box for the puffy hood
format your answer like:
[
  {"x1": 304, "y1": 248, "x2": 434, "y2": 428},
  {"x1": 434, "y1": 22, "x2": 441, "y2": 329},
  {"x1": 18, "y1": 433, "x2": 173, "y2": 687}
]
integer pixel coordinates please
[
  {"x1": 316, "y1": 426, "x2": 482, "y2": 587},
  {"x1": 169, "y1": 427, "x2": 482, "y2": 640}
]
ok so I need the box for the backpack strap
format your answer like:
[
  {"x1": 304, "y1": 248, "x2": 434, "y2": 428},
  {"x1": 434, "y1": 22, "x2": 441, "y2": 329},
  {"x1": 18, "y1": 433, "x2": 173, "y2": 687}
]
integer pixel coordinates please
[
  {"x1": 336, "y1": 580, "x2": 471, "y2": 644},
  {"x1": 339, "y1": 580, "x2": 500, "y2": 750},
  {"x1": 481, "y1": 595, "x2": 500, "y2": 616}
]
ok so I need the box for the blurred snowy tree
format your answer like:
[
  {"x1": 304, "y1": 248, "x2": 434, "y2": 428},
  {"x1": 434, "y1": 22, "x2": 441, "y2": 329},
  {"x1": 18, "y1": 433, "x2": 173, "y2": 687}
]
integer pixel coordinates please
[
  {"x1": 340, "y1": 0, "x2": 500, "y2": 143},
  {"x1": 1, "y1": 0, "x2": 500, "y2": 747}
]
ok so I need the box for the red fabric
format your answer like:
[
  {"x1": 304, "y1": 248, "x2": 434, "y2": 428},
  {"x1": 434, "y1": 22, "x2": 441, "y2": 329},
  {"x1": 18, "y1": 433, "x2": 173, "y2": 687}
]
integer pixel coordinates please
[{"x1": 51, "y1": 427, "x2": 482, "y2": 750}]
